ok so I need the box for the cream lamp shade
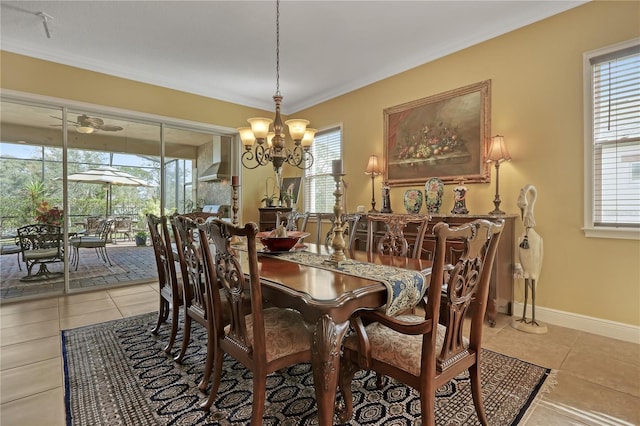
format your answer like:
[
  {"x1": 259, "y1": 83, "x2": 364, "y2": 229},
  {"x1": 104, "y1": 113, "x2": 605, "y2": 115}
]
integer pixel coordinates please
[
  {"x1": 487, "y1": 135, "x2": 511, "y2": 163},
  {"x1": 365, "y1": 155, "x2": 381, "y2": 175}
]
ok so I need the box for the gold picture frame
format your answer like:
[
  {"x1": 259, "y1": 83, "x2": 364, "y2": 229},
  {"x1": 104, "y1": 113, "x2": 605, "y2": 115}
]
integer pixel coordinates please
[{"x1": 384, "y1": 80, "x2": 491, "y2": 186}]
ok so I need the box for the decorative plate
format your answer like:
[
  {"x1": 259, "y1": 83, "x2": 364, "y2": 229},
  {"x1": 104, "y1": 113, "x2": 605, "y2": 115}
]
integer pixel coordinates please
[{"x1": 424, "y1": 177, "x2": 444, "y2": 214}]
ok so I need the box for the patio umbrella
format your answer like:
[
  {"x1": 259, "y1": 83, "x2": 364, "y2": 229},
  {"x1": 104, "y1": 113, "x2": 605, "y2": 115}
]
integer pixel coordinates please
[{"x1": 65, "y1": 166, "x2": 153, "y2": 217}]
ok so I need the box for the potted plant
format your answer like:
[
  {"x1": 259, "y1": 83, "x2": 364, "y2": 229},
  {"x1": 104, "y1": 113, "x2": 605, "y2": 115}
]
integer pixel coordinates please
[
  {"x1": 261, "y1": 176, "x2": 278, "y2": 207},
  {"x1": 280, "y1": 191, "x2": 294, "y2": 208},
  {"x1": 134, "y1": 230, "x2": 148, "y2": 246},
  {"x1": 261, "y1": 194, "x2": 276, "y2": 207},
  {"x1": 35, "y1": 201, "x2": 64, "y2": 226}
]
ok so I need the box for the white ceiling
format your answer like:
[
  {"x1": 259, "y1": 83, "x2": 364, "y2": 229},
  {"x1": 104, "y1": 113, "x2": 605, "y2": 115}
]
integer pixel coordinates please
[{"x1": 1, "y1": 1, "x2": 586, "y2": 114}]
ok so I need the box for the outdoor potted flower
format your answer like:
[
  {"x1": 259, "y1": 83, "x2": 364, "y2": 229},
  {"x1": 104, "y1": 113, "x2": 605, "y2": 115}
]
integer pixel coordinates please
[
  {"x1": 134, "y1": 230, "x2": 148, "y2": 246},
  {"x1": 35, "y1": 201, "x2": 64, "y2": 226}
]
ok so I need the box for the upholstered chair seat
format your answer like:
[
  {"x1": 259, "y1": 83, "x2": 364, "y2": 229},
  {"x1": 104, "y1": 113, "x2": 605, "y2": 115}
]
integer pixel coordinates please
[
  {"x1": 343, "y1": 318, "x2": 467, "y2": 377},
  {"x1": 230, "y1": 307, "x2": 311, "y2": 362}
]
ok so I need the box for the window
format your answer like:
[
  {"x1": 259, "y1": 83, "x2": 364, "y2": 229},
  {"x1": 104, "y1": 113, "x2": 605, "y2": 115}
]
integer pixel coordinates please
[
  {"x1": 303, "y1": 126, "x2": 342, "y2": 213},
  {"x1": 584, "y1": 40, "x2": 640, "y2": 239}
]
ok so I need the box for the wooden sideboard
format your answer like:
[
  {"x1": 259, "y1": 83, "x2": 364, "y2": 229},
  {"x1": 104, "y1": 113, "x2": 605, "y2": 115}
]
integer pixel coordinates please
[
  {"x1": 351, "y1": 213, "x2": 516, "y2": 326},
  {"x1": 258, "y1": 207, "x2": 292, "y2": 231}
]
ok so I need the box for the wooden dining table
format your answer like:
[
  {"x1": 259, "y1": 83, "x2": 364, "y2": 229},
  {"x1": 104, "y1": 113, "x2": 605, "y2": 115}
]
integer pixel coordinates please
[{"x1": 248, "y1": 243, "x2": 432, "y2": 426}]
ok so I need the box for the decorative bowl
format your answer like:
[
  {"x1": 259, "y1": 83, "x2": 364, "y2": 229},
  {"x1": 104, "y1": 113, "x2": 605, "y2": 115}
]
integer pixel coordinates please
[{"x1": 256, "y1": 231, "x2": 310, "y2": 252}]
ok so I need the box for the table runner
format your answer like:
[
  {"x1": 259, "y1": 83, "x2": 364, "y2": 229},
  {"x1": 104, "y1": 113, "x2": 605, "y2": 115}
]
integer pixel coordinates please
[{"x1": 268, "y1": 251, "x2": 427, "y2": 316}]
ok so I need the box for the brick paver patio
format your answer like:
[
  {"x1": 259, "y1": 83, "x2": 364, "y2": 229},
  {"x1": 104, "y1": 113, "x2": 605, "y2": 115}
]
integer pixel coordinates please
[{"x1": 0, "y1": 241, "x2": 157, "y2": 301}]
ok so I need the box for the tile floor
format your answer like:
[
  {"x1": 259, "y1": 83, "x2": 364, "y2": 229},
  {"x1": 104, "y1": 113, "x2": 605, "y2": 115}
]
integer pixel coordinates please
[{"x1": 0, "y1": 283, "x2": 638, "y2": 426}]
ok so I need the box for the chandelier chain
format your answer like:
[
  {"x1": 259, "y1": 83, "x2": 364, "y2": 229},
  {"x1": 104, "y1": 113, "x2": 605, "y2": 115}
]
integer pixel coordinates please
[
  {"x1": 275, "y1": 0, "x2": 280, "y2": 95},
  {"x1": 239, "y1": 0, "x2": 314, "y2": 172}
]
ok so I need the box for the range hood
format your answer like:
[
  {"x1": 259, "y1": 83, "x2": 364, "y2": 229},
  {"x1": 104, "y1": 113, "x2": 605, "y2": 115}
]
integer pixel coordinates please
[
  {"x1": 198, "y1": 136, "x2": 231, "y2": 182},
  {"x1": 198, "y1": 161, "x2": 230, "y2": 182}
]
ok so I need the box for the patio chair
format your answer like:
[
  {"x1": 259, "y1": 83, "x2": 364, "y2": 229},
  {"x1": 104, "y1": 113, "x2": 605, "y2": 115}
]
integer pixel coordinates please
[
  {"x1": 113, "y1": 216, "x2": 133, "y2": 241},
  {"x1": 84, "y1": 216, "x2": 102, "y2": 234},
  {"x1": 1, "y1": 236, "x2": 22, "y2": 271},
  {"x1": 16, "y1": 224, "x2": 64, "y2": 280},
  {"x1": 69, "y1": 219, "x2": 114, "y2": 270}
]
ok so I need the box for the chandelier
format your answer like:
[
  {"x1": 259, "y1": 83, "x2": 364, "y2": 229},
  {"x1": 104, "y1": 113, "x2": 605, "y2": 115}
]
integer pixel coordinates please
[{"x1": 238, "y1": 0, "x2": 315, "y2": 172}]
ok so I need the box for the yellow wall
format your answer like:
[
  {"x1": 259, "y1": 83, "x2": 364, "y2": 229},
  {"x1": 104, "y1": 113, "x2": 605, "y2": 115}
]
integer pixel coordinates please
[
  {"x1": 296, "y1": 1, "x2": 640, "y2": 326},
  {"x1": 2, "y1": 1, "x2": 639, "y2": 326}
]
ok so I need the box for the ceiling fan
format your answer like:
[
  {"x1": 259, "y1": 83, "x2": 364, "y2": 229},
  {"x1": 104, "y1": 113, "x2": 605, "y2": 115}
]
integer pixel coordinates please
[{"x1": 51, "y1": 114, "x2": 124, "y2": 134}]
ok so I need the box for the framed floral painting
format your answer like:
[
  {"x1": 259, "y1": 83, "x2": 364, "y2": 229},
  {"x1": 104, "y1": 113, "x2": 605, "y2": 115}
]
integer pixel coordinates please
[{"x1": 383, "y1": 80, "x2": 491, "y2": 186}]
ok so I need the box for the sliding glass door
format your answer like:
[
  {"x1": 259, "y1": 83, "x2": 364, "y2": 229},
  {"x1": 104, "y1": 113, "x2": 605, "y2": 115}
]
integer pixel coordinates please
[
  {"x1": 0, "y1": 95, "x2": 234, "y2": 302},
  {"x1": 65, "y1": 110, "x2": 161, "y2": 291},
  {"x1": 0, "y1": 101, "x2": 64, "y2": 299}
]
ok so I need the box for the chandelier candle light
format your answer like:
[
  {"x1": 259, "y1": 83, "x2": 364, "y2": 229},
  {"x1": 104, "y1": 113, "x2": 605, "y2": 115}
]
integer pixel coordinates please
[
  {"x1": 487, "y1": 135, "x2": 512, "y2": 215},
  {"x1": 325, "y1": 160, "x2": 349, "y2": 266},
  {"x1": 365, "y1": 155, "x2": 381, "y2": 212},
  {"x1": 238, "y1": 0, "x2": 316, "y2": 174}
]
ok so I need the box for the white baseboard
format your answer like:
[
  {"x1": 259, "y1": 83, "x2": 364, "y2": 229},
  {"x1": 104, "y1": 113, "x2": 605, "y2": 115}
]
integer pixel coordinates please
[{"x1": 512, "y1": 302, "x2": 640, "y2": 344}]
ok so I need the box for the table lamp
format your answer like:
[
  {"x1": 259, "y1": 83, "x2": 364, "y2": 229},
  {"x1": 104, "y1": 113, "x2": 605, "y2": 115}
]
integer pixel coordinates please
[
  {"x1": 364, "y1": 155, "x2": 381, "y2": 212},
  {"x1": 486, "y1": 135, "x2": 511, "y2": 215}
]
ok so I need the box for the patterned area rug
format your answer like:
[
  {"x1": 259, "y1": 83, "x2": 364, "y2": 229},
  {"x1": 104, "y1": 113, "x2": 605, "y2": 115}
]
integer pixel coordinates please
[{"x1": 62, "y1": 313, "x2": 553, "y2": 425}]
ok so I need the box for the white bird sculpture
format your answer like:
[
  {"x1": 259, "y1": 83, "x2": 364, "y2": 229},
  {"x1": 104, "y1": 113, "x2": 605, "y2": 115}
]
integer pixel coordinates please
[{"x1": 514, "y1": 184, "x2": 545, "y2": 332}]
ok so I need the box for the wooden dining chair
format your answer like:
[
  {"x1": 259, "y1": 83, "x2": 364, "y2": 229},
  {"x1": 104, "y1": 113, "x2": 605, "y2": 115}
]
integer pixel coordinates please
[
  {"x1": 171, "y1": 212, "x2": 253, "y2": 392},
  {"x1": 146, "y1": 213, "x2": 182, "y2": 354},
  {"x1": 275, "y1": 210, "x2": 311, "y2": 232},
  {"x1": 365, "y1": 213, "x2": 430, "y2": 259},
  {"x1": 323, "y1": 212, "x2": 363, "y2": 249},
  {"x1": 197, "y1": 219, "x2": 313, "y2": 419},
  {"x1": 170, "y1": 213, "x2": 226, "y2": 386},
  {"x1": 338, "y1": 219, "x2": 504, "y2": 426}
]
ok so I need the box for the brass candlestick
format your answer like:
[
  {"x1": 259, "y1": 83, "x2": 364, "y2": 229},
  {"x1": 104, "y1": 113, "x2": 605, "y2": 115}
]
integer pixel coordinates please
[
  {"x1": 324, "y1": 173, "x2": 348, "y2": 266},
  {"x1": 231, "y1": 180, "x2": 240, "y2": 244}
]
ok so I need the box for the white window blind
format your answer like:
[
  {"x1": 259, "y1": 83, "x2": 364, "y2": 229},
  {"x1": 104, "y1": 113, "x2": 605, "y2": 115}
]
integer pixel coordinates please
[
  {"x1": 303, "y1": 127, "x2": 341, "y2": 213},
  {"x1": 589, "y1": 44, "x2": 640, "y2": 230}
]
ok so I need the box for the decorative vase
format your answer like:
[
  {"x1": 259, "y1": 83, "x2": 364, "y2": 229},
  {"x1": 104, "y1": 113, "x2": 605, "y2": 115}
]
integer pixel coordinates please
[
  {"x1": 380, "y1": 182, "x2": 392, "y2": 213},
  {"x1": 424, "y1": 177, "x2": 444, "y2": 214},
  {"x1": 451, "y1": 181, "x2": 469, "y2": 215},
  {"x1": 403, "y1": 189, "x2": 423, "y2": 214}
]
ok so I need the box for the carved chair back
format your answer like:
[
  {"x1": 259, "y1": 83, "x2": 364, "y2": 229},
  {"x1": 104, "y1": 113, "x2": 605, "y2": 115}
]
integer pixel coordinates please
[
  {"x1": 275, "y1": 210, "x2": 311, "y2": 232},
  {"x1": 324, "y1": 212, "x2": 363, "y2": 249},
  {"x1": 146, "y1": 214, "x2": 182, "y2": 352},
  {"x1": 365, "y1": 214, "x2": 430, "y2": 259},
  {"x1": 199, "y1": 219, "x2": 263, "y2": 363},
  {"x1": 171, "y1": 215, "x2": 209, "y2": 329}
]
